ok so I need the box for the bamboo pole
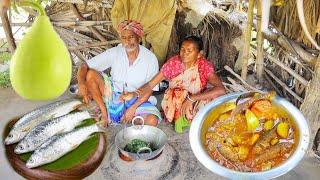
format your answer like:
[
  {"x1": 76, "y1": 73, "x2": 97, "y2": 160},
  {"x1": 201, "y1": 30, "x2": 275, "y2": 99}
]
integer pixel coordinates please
[
  {"x1": 241, "y1": 0, "x2": 255, "y2": 80},
  {"x1": 264, "y1": 68, "x2": 303, "y2": 102},
  {"x1": 256, "y1": 0, "x2": 264, "y2": 83},
  {"x1": 251, "y1": 47, "x2": 309, "y2": 86},
  {"x1": 264, "y1": 51, "x2": 308, "y2": 86},
  {"x1": 0, "y1": 0, "x2": 16, "y2": 53}
]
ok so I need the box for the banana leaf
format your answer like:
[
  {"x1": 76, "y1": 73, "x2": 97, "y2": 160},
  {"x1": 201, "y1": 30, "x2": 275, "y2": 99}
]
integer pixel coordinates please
[{"x1": 19, "y1": 119, "x2": 100, "y2": 170}]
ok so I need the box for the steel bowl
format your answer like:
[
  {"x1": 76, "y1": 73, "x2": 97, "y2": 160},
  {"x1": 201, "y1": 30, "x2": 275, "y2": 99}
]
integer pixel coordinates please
[
  {"x1": 189, "y1": 92, "x2": 310, "y2": 179},
  {"x1": 115, "y1": 116, "x2": 168, "y2": 161}
]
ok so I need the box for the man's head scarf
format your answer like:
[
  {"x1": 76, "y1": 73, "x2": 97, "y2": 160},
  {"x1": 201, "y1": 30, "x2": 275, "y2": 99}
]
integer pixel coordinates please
[{"x1": 118, "y1": 20, "x2": 144, "y2": 37}]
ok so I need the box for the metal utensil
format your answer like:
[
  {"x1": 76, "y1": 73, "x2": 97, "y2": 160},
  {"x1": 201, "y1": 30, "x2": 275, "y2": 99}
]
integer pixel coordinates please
[
  {"x1": 115, "y1": 116, "x2": 167, "y2": 161},
  {"x1": 189, "y1": 92, "x2": 310, "y2": 179}
]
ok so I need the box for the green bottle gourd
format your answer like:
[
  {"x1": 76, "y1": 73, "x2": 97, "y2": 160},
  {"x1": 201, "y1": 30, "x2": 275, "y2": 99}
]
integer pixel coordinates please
[{"x1": 10, "y1": 1, "x2": 72, "y2": 100}]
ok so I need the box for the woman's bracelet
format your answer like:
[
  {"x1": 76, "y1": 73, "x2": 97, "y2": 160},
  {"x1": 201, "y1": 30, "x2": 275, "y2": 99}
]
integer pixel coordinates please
[
  {"x1": 186, "y1": 94, "x2": 196, "y2": 103},
  {"x1": 134, "y1": 90, "x2": 140, "y2": 97}
]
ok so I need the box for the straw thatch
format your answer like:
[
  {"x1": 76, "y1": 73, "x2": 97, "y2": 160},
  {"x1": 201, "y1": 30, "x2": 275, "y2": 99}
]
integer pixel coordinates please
[{"x1": 271, "y1": 0, "x2": 320, "y2": 50}]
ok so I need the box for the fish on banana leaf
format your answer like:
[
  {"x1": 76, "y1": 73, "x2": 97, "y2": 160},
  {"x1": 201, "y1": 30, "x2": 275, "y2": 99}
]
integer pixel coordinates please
[
  {"x1": 26, "y1": 124, "x2": 105, "y2": 168},
  {"x1": 14, "y1": 111, "x2": 91, "y2": 154},
  {"x1": 5, "y1": 99, "x2": 82, "y2": 145}
]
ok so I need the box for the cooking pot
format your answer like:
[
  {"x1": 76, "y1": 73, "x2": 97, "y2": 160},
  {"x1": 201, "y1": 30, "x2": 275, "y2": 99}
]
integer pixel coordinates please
[
  {"x1": 189, "y1": 92, "x2": 310, "y2": 179},
  {"x1": 115, "y1": 116, "x2": 167, "y2": 161}
]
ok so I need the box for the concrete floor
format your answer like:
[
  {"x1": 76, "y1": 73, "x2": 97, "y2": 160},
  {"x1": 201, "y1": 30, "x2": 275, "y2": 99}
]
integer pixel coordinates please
[{"x1": 1, "y1": 87, "x2": 320, "y2": 180}]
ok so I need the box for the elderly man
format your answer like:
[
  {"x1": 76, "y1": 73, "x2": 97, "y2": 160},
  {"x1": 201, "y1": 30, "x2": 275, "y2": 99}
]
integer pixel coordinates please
[{"x1": 77, "y1": 20, "x2": 161, "y2": 127}]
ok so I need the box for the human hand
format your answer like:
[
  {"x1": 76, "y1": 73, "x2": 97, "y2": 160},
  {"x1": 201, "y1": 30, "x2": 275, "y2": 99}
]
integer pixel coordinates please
[
  {"x1": 119, "y1": 92, "x2": 135, "y2": 102},
  {"x1": 180, "y1": 99, "x2": 194, "y2": 122},
  {"x1": 122, "y1": 106, "x2": 137, "y2": 124},
  {"x1": 78, "y1": 83, "x2": 90, "y2": 104},
  {"x1": 100, "y1": 112, "x2": 110, "y2": 127}
]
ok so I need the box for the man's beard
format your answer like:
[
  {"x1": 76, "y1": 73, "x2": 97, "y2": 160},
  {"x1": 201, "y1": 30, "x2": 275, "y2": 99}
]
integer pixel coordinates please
[{"x1": 125, "y1": 45, "x2": 138, "y2": 52}]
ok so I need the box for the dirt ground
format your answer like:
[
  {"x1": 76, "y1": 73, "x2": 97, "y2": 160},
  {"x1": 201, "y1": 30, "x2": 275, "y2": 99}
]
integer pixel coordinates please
[{"x1": 1, "y1": 88, "x2": 320, "y2": 180}]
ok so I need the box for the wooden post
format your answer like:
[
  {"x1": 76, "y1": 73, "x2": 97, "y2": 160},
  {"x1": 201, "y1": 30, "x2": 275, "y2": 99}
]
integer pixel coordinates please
[
  {"x1": 256, "y1": 0, "x2": 264, "y2": 83},
  {"x1": 241, "y1": 0, "x2": 255, "y2": 80},
  {"x1": 300, "y1": 55, "x2": 320, "y2": 144},
  {"x1": 0, "y1": 0, "x2": 16, "y2": 53}
]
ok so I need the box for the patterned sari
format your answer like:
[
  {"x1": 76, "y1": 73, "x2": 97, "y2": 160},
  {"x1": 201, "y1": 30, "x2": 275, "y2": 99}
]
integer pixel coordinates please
[{"x1": 161, "y1": 64, "x2": 209, "y2": 122}]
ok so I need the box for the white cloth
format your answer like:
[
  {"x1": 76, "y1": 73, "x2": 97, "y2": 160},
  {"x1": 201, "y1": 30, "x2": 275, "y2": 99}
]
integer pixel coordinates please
[{"x1": 87, "y1": 44, "x2": 159, "y2": 93}]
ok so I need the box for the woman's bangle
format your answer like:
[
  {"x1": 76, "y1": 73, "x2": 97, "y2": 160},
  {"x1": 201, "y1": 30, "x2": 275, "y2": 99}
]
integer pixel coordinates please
[
  {"x1": 134, "y1": 91, "x2": 140, "y2": 97},
  {"x1": 186, "y1": 94, "x2": 196, "y2": 103}
]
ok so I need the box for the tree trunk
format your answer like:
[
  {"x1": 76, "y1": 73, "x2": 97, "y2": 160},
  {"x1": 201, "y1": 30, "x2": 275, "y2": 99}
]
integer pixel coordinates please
[{"x1": 0, "y1": 2, "x2": 16, "y2": 53}]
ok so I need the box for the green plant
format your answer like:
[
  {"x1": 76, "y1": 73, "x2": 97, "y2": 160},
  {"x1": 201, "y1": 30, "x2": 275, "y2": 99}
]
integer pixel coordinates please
[
  {"x1": 0, "y1": 39, "x2": 12, "y2": 63},
  {"x1": 0, "y1": 52, "x2": 11, "y2": 63},
  {"x1": 0, "y1": 70, "x2": 11, "y2": 88}
]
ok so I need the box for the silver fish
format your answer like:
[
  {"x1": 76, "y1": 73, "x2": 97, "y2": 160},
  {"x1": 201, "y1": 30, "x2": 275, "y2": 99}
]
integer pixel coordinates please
[
  {"x1": 5, "y1": 99, "x2": 82, "y2": 145},
  {"x1": 14, "y1": 111, "x2": 91, "y2": 154},
  {"x1": 26, "y1": 124, "x2": 105, "y2": 168}
]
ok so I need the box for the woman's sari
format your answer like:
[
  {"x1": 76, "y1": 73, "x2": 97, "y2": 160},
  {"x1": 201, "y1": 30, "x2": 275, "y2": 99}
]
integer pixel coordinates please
[{"x1": 161, "y1": 63, "x2": 208, "y2": 123}]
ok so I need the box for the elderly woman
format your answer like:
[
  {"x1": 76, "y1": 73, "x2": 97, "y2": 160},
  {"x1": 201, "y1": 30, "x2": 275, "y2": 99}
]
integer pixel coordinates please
[
  {"x1": 77, "y1": 20, "x2": 162, "y2": 127},
  {"x1": 122, "y1": 36, "x2": 226, "y2": 132}
]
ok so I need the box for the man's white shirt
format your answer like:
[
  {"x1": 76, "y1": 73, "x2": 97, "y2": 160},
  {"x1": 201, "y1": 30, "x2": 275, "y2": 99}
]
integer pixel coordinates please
[{"x1": 86, "y1": 44, "x2": 159, "y2": 104}]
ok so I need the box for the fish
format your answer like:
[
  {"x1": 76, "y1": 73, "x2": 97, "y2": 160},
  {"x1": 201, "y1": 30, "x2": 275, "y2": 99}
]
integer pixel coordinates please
[
  {"x1": 252, "y1": 123, "x2": 279, "y2": 155},
  {"x1": 215, "y1": 92, "x2": 276, "y2": 127},
  {"x1": 5, "y1": 99, "x2": 82, "y2": 145},
  {"x1": 251, "y1": 142, "x2": 293, "y2": 166},
  {"x1": 14, "y1": 111, "x2": 91, "y2": 154},
  {"x1": 26, "y1": 124, "x2": 105, "y2": 168},
  {"x1": 231, "y1": 92, "x2": 276, "y2": 119}
]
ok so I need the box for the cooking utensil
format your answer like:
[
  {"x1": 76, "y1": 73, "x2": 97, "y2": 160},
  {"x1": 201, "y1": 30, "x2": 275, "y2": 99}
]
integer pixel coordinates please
[
  {"x1": 189, "y1": 92, "x2": 310, "y2": 179},
  {"x1": 115, "y1": 116, "x2": 167, "y2": 161}
]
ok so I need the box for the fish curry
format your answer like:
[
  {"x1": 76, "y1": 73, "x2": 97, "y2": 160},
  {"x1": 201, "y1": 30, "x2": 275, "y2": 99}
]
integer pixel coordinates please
[{"x1": 205, "y1": 92, "x2": 298, "y2": 172}]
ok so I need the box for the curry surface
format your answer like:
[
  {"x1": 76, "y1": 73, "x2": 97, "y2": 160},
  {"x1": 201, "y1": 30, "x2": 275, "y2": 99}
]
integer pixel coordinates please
[{"x1": 203, "y1": 100, "x2": 299, "y2": 172}]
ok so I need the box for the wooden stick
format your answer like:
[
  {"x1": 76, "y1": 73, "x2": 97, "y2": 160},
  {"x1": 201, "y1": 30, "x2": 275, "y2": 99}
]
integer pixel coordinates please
[
  {"x1": 68, "y1": 40, "x2": 120, "y2": 51},
  {"x1": 241, "y1": 0, "x2": 254, "y2": 80},
  {"x1": 0, "y1": 6, "x2": 16, "y2": 53},
  {"x1": 69, "y1": 4, "x2": 108, "y2": 43},
  {"x1": 263, "y1": 73, "x2": 283, "y2": 95},
  {"x1": 263, "y1": 51, "x2": 309, "y2": 86},
  {"x1": 0, "y1": 20, "x2": 113, "y2": 27},
  {"x1": 256, "y1": 0, "x2": 264, "y2": 83},
  {"x1": 264, "y1": 68, "x2": 303, "y2": 102},
  {"x1": 226, "y1": 77, "x2": 248, "y2": 92},
  {"x1": 224, "y1": 65, "x2": 264, "y2": 93},
  {"x1": 56, "y1": 0, "x2": 112, "y2": 8}
]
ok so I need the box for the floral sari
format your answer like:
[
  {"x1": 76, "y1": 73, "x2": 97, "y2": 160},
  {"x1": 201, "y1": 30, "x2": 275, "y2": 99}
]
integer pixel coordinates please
[{"x1": 161, "y1": 64, "x2": 209, "y2": 122}]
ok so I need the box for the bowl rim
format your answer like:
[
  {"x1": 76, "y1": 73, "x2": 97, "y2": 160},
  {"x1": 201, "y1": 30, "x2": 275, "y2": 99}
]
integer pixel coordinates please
[{"x1": 189, "y1": 92, "x2": 310, "y2": 179}]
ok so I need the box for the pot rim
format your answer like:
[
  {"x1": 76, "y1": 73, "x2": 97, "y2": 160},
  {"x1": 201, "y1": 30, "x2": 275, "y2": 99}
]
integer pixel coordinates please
[
  {"x1": 189, "y1": 92, "x2": 310, "y2": 179},
  {"x1": 114, "y1": 124, "x2": 168, "y2": 160}
]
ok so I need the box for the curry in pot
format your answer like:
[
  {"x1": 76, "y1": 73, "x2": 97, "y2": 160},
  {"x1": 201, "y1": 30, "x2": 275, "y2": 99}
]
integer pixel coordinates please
[{"x1": 205, "y1": 92, "x2": 298, "y2": 172}]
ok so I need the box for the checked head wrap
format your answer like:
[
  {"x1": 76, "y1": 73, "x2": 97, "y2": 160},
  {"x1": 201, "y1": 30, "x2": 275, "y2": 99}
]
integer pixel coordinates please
[{"x1": 118, "y1": 20, "x2": 144, "y2": 37}]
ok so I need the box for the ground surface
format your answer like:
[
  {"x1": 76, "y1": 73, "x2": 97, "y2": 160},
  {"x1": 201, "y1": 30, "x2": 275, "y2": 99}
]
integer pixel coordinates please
[{"x1": 1, "y1": 88, "x2": 319, "y2": 180}]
